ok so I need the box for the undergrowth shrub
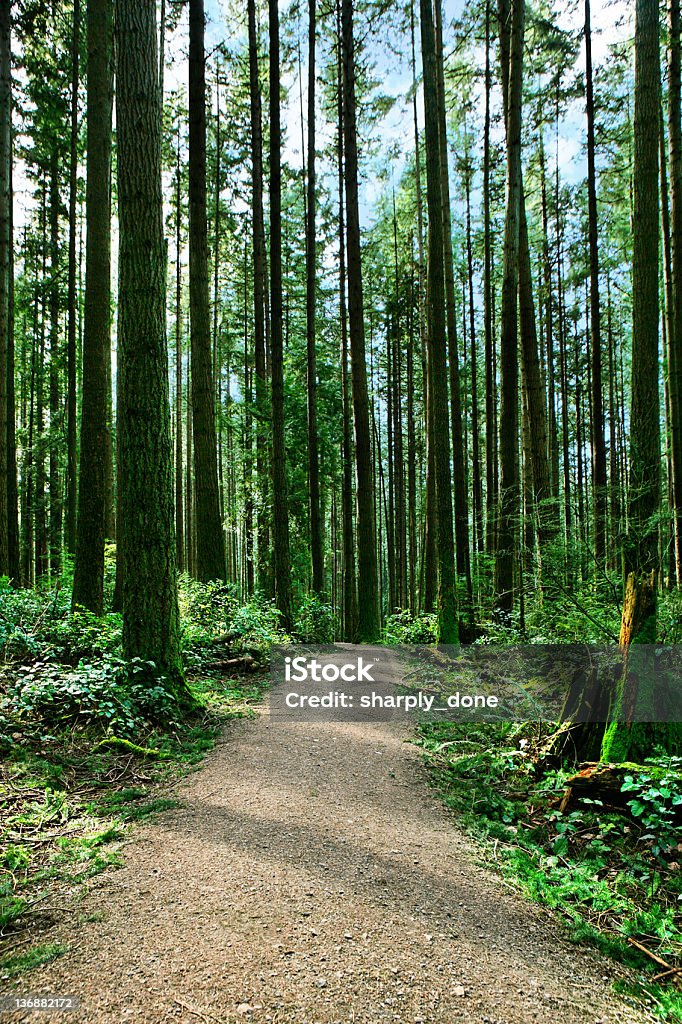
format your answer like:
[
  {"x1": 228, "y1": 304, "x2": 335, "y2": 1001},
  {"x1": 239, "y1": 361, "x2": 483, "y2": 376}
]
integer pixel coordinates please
[
  {"x1": 177, "y1": 575, "x2": 289, "y2": 660},
  {"x1": 384, "y1": 610, "x2": 438, "y2": 645},
  {"x1": 1, "y1": 657, "x2": 181, "y2": 742},
  {"x1": 293, "y1": 594, "x2": 334, "y2": 643}
]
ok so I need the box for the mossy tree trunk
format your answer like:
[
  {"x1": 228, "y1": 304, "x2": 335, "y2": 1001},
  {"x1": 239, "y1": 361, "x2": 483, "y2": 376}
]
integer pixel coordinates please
[{"x1": 601, "y1": 0, "x2": 664, "y2": 763}]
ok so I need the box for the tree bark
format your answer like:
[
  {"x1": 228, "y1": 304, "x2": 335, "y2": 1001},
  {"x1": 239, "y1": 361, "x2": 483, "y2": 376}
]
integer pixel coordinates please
[
  {"x1": 585, "y1": 0, "x2": 608, "y2": 566},
  {"x1": 341, "y1": 0, "x2": 379, "y2": 640},
  {"x1": 65, "y1": 0, "x2": 80, "y2": 556},
  {"x1": 420, "y1": 0, "x2": 458, "y2": 643},
  {"x1": 627, "y1": 0, "x2": 661, "y2": 581},
  {"x1": 116, "y1": 0, "x2": 184, "y2": 687},
  {"x1": 48, "y1": 155, "x2": 61, "y2": 577},
  {"x1": 175, "y1": 130, "x2": 184, "y2": 574},
  {"x1": 494, "y1": 0, "x2": 524, "y2": 614},
  {"x1": 668, "y1": 0, "x2": 682, "y2": 584},
  {"x1": 72, "y1": 0, "x2": 113, "y2": 614},
  {"x1": 189, "y1": 0, "x2": 226, "y2": 583},
  {"x1": 306, "y1": 0, "x2": 324, "y2": 596},
  {"x1": 434, "y1": 0, "x2": 471, "y2": 615},
  {"x1": 336, "y1": 4, "x2": 357, "y2": 640},
  {"x1": 464, "y1": 129, "x2": 483, "y2": 558},
  {"x1": 601, "y1": 0, "x2": 663, "y2": 766},
  {"x1": 247, "y1": 0, "x2": 270, "y2": 595},
  {"x1": 0, "y1": 0, "x2": 10, "y2": 576},
  {"x1": 269, "y1": 0, "x2": 293, "y2": 629}
]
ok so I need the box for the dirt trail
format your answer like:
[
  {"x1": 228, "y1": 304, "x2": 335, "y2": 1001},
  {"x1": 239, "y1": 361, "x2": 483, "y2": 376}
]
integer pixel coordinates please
[{"x1": 1, "y1": 711, "x2": 654, "y2": 1024}]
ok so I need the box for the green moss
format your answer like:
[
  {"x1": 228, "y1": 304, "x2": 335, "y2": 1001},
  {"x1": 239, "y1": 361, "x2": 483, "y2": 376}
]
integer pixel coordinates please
[
  {"x1": 0, "y1": 942, "x2": 68, "y2": 978},
  {"x1": 92, "y1": 737, "x2": 164, "y2": 758},
  {"x1": 601, "y1": 723, "x2": 682, "y2": 763}
]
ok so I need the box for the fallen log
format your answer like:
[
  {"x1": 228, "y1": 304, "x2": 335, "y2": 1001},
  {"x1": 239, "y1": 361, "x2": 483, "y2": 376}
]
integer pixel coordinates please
[
  {"x1": 559, "y1": 761, "x2": 682, "y2": 819},
  {"x1": 205, "y1": 655, "x2": 257, "y2": 673}
]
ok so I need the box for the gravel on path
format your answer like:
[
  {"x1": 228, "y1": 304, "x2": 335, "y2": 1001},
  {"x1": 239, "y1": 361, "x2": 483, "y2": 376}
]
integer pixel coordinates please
[{"x1": 0, "y1": 712, "x2": 655, "y2": 1024}]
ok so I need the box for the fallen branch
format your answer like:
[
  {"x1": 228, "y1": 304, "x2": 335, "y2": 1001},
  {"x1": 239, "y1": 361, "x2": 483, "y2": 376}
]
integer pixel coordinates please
[
  {"x1": 172, "y1": 998, "x2": 223, "y2": 1023},
  {"x1": 627, "y1": 937, "x2": 682, "y2": 983}
]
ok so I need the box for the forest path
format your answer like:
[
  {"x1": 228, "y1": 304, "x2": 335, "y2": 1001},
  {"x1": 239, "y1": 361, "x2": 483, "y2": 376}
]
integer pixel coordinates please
[{"x1": 2, "y1": 710, "x2": 653, "y2": 1024}]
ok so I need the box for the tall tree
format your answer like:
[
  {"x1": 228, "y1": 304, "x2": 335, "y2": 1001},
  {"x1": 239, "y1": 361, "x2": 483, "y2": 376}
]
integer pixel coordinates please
[
  {"x1": 0, "y1": 0, "x2": 10, "y2": 578},
  {"x1": 434, "y1": 0, "x2": 471, "y2": 615},
  {"x1": 247, "y1": 0, "x2": 270, "y2": 595},
  {"x1": 174, "y1": 130, "x2": 184, "y2": 575},
  {"x1": 585, "y1": 0, "x2": 608, "y2": 565},
  {"x1": 337, "y1": 0, "x2": 358, "y2": 640},
  {"x1": 420, "y1": 0, "x2": 458, "y2": 643},
  {"x1": 483, "y1": 0, "x2": 496, "y2": 556},
  {"x1": 116, "y1": 0, "x2": 184, "y2": 686},
  {"x1": 341, "y1": 0, "x2": 379, "y2": 640},
  {"x1": 668, "y1": 0, "x2": 682, "y2": 583},
  {"x1": 64, "y1": 0, "x2": 80, "y2": 555},
  {"x1": 269, "y1": 0, "x2": 293, "y2": 628},
  {"x1": 601, "y1": 0, "x2": 662, "y2": 762},
  {"x1": 48, "y1": 153, "x2": 61, "y2": 576},
  {"x1": 189, "y1": 0, "x2": 226, "y2": 583},
  {"x1": 494, "y1": 0, "x2": 524, "y2": 614},
  {"x1": 306, "y1": 0, "x2": 324, "y2": 595},
  {"x1": 72, "y1": 0, "x2": 113, "y2": 614},
  {"x1": 626, "y1": 0, "x2": 661, "y2": 590}
]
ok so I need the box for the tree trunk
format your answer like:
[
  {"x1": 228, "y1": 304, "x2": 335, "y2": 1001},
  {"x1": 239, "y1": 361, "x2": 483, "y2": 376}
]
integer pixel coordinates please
[
  {"x1": 65, "y1": 0, "x2": 80, "y2": 556},
  {"x1": 539, "y1": 130, "x2": 559, "y2": 506},
  {"x1": 189, "y1": 0, "x2": 226, "y2": 583},
  {"x1": 606, "y1": 278, "x2": 621, "y2": 561},
  {"x1": 0, "y1": 0, "x2": 9, "y2": 576},
  {"x1": 116, "y1": 0, "x2": 184, "y2": 688},
  {"x1": 341, "y1": 0, "x2": 379, "y2": 640},
  {"x1": 407, "y1": 255, "x2": 417, "y2": 613},
  {"x1": 72, "y1": 0, "x2": 113, "y2": 614},
  {"x1": 411, "y1": 0, "x2": 435, "y2": 612},
  {"x1": 420, "y1": 0, "x2": 458, "y2": 643},
  {"x1": 627, "y1": 0, "x2": 661, "y2": 582},
  {"x1": 668, "y1": 0, "x2": 682, "y2": 584},
  {"x1": 585, "y1": 0, "x2": 608, "y2": 567},
  {"x1": 269, "y1": 0, "x2": 293, "y2": 629},
  {"x1": 464, "y1": 130, "x2": 483, "y2": 558},
  {"x1": 48, "y1": 155, "x2": 61, "y2": 577},
  {"x1": 494, "y1": 0, "x2": 524, "y2": 614},
  {"x1": 306, "y1": 0, "x2": 324, "y2": 596},
  {"x1": 35, "y1": 184, "x2": 48, "y2": 583},
  {"x1": 175, "y1": 132, "x2": 184, "y2": 574},
  {"x1": 602, "y1": 0, "x2": 662, "y2": 763},
  {"x1": 434, "y1": 0, "x2": 471, "y2": 616},
  {"x1": 6, "y1": 93, "x2": 17, "y2": 583},
  {"x1": 392, "y1": 201, "x2": 407, "y2": 610},
  {"x1": 247, "y1": 0, "x2": 270, "y2": 596},
  {"x1": 483, "y1": 0, "x2": 496, "y2": 558},
  {"x1": 336, "y1": 7, "x2": 357, "y2": 640}
]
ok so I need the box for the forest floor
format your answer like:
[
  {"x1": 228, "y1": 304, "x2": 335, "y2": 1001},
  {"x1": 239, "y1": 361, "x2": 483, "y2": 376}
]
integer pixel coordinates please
[{"x1": 0, "y1": 706, "x2": 658, "y2": 1024}]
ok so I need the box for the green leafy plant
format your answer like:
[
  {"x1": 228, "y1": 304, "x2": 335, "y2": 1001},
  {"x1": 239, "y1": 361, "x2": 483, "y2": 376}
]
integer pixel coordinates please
[
  {"x1": 620, "y1": 758, "x2": 682, "y2": 859},
  {"x1": 293, "y1": 594, "x2": 335, "y2": 643},
  {"x1": 384, "y1": 610, "x2": 439, "y2": 645}
]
